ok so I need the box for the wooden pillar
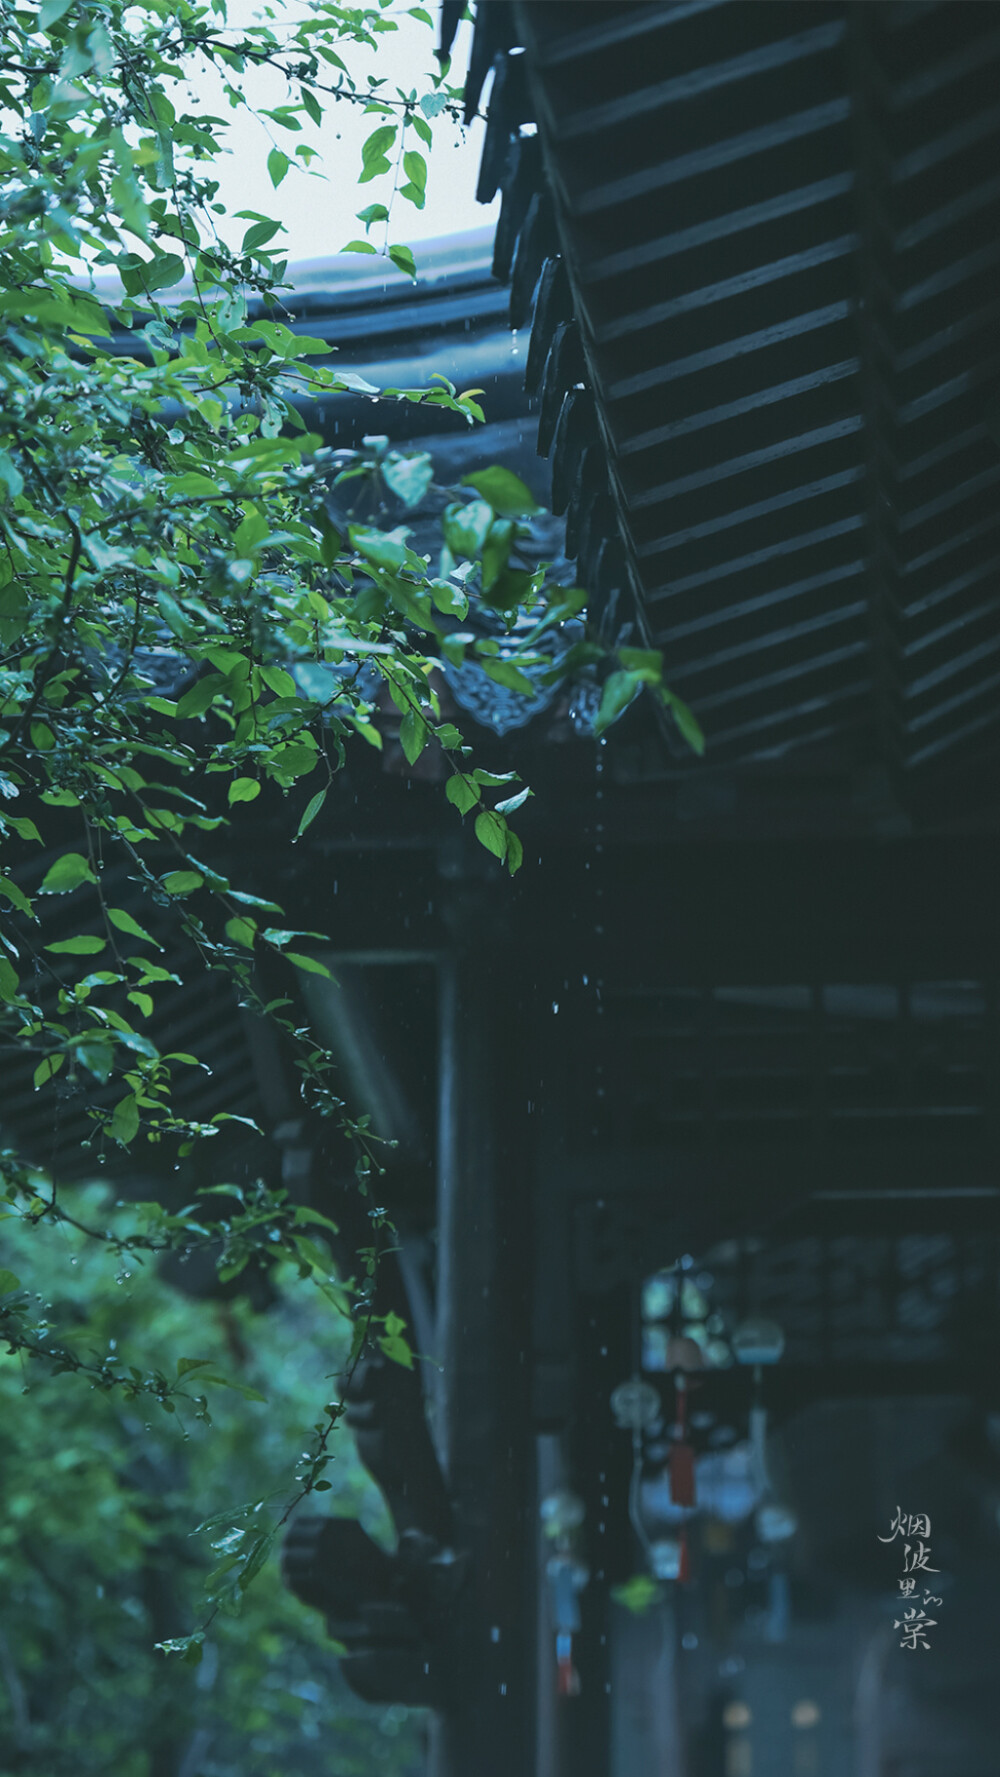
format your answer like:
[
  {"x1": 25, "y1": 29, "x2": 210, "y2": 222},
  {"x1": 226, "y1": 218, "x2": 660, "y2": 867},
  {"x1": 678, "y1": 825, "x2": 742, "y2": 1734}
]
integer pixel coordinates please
[{"x1": 432, "y1": 907, "x2": 534, "y2": 1774}]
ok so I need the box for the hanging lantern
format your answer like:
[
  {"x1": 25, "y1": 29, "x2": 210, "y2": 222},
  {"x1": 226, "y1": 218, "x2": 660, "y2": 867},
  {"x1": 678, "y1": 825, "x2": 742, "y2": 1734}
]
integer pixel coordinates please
[
  {"x1": 669, "y1": 1376, "x2": 697, "y2": 1508},
  {"x1": 649, "y1": 1537, "x2": 683, "y2": 1580},
  {"x1": 732, "y1": 1317, "x2": 785, "y2": 1366},
  {"x1": 664, "y1": 1333, "x2": 706, "y2": 1373},
  {"x1": 755, "y1": 1501, "x2": 798, "y2": 1543},
  {"x1": 610, "y1": 1376, "x2": 661, "y2": 1432},
  {"x1": 546, "y1": 1554, "x2": 588, "y2": 1697},
  {"x1": 539, "y1": 1489, "x2": 586, "y2": 1542},
  {"x1": 642, "y1": 1271, "x2": 677, "y2": 1320}
]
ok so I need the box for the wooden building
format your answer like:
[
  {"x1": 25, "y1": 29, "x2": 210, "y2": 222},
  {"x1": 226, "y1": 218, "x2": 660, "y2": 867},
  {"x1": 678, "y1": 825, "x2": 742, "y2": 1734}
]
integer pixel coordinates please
[{"x1": 6, "y1": 4, "x2": 1000, "y2": 1773}]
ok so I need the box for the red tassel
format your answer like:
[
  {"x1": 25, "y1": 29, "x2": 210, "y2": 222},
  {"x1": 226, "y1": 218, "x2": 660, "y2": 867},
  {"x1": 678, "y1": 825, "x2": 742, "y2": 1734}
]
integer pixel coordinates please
[
  {"x1": 678, "y1": 1531, "x2": 691, "y2": 1584},
  {"x1": 557, "y1": 1652, "x2": 580, "y2": 1697},
  {"x1": 675, "y1": 1381, "x2": 688, "y2": 1436},
  {"x1": 670, "y1": 1440, "x2": 696, "y2": 1506}
]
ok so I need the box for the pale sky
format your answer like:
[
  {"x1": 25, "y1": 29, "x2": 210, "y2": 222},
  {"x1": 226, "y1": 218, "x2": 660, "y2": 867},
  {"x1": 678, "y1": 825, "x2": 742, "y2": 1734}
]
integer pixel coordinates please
[{"x1": 183, "y1": 1, "x2": 498, "y2": 273}]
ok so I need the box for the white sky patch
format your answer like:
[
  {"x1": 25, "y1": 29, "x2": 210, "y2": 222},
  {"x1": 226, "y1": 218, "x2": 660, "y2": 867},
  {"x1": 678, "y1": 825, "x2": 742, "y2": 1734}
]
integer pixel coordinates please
[{"x1": 181, "y1": 1, "x2": 497, "y2": 271}]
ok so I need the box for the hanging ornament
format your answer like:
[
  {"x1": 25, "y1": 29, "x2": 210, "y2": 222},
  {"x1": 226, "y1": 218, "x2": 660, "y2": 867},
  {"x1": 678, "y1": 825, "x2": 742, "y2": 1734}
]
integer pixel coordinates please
[
  {"x1": 649, "y1": 1537, "x2": 683, "y2": 1580},
  {"x1": 546, "y1": 1554, "x2": 588, "y2": 1698},
  {"x1": 669, "y1": 1375, "x2": 697, "y2": 1508},
  {"x1": 755, "y1": 1501, "x2": 798, "y2": 1544},
  {"x1": 732, "y1": 1316, "x2": 785, "y2": 1366},
  {"x1": 664, "y1": 1333, "x2": 706, "y2": 1373},
  {"x1": 539, "y1": 1489, "x2": 586, "y2": 1542},
  {"x1": 748, "y1": 1401, "x2": 798, "y2": 1545},
  {"x1": 610, "y1": 1376, "x2": 661, "y2": 1432}
]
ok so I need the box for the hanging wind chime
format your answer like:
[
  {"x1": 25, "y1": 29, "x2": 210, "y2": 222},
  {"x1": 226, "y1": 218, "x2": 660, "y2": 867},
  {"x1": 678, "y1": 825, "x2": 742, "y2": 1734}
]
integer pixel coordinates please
[{"x1": 540, "y1": 1487, "x2": 589, "y2": 1698}]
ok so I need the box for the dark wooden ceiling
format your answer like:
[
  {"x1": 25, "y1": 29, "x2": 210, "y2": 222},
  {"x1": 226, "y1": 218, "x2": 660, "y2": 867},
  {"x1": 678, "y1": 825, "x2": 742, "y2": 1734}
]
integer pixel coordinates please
[{"x1": 463, "y1": 0, "x2": 1000, "y2": 809}]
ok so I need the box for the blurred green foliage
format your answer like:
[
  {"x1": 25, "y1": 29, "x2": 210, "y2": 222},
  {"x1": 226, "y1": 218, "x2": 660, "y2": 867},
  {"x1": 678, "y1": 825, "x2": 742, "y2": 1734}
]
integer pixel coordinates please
[{"x1": 0, "y1": 1186, "x2": 424, "y2": 1774}]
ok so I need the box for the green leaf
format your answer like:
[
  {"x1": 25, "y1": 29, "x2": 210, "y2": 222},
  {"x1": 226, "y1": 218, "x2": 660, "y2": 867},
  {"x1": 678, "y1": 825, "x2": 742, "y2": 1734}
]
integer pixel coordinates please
[
  {"x1": 445, "y1": 775, "x2": 479, "y2": 816},
  {"x1": 443, "y1": 499, "x2": 492, "y2": 559},
  {"x1": 34, "y1": 1053, "x2": 65, "y2": 1089},
  {"x1": 45, "y1": 935, "x2": 106, "y2": 955},
  {"x1": 40, "y1": 853, "x2": 97, "y2": 895},
  {"x1": 143, "y1": 253, "x2": 186, "y2": 294},
  {"x1": 612, "y1": 1575, "x2": 663, "y2": 1615},
  {"x1": 0, "y1": 876, "x2": 35, "y2": 918},
  {"x1": 294, "y1": 789, "x2": 326, "y2": 840},
  {"x1": 495, "y1": 786, "x2": 532, "y2": 816},
  {"x1": 267, "y1": 147, "x2": 290, "y2": 188},
  {"x1": 301, "y1": 86, "x2": 323, "y2": 128},
  {"x1": 242, "y1": 218, "x2": 282, "y2": 254},
  {"x1": 356, "y1": 202, "x2": 389, "y2": 233},
  {"x1": 228, "y1": 777, "x2": 260, "y2": 805},
  {"x1": 109, "y1": 1093, "x2": 140, "y2": 1146},
  {"x1": 430, "y1": 578, "x2": 468, "y2": 619},
  {"x1": 233, "y1": 509, "x2": 269, "y2": 556},
  {"x1": 474, "y1": 809, "x2": 507, "y2": 862},
  {"x1": 6, "y1": 816, "x2": 42, "y2": 845},
  {"x1": 399, "y1": 708, "x2": 426, "y2": 767},
  {"x1": 293, "y1": 1205, "x2": 340, "y2": 1234},
  {"x1": 662, "y1": 690, "x2": 706, "y2": 756},
  {"x1": 161, "y1": 871, "x2": 203, "y2": 896},
  {"x1": 237, "y1": 1531, "x2": 274, "y2": 1590},
  {"x1": 291, "y1": 1233, "x2": 330, "y2": 1274},
  {"x1": 359, "y1": 125, "x2": 396, "y2": 182},
  {"x1": 349, "y1": 525, "x2": 408, "y2": 571},
  {"x1": 340, "y1": 240, "x2": 378, "y2": 256},
  {"x1": 481, "y1": 658, "x2": 536, "y2": 697},
  {"x1": 619, "y1": 647, "x2": 663, "y2": 680},
  {"x1": 156, "y1": 1633, "x2": 204, "y2": 1665},
  {"x1": 0, "y1": 1269, "x2": 21, "y2": 1293},
  {"x1": 594, "y1": 670, "x2": 642, "y2": 737},
  {"x1": 378, "y1": 1310, "x2": 414, "y2": 1369},
  {"x1": 0, "y1": 957, "x2": 20, "y2": 1002},
  {"x1": 224, "y1": 916, "x2": 257, "y2": 948},
  {"x1": 108, "y1": 908, "x2": 161, "y2": 948},
  {"x1": 285, "y1": 953, "x2": 332, "y2": 978},
  {"x1": 388, "y1": 243, "x2": 417, "y2": 280},
  {"x1": 167, "y1": 473, "x2": 218, "y2": 498},
  {"x1": 229, "y1": 891, "x2": 284, "y2": 915},
  {"x1": 381, "y1": 451, "x2": 433, "y2": 508},
  {"x1": 400, "y1": 149, "x2": 427, "y2": 209},
  {"x1": 481, "y1": 519, "x2": 513, "y2": 591},
  {"x1": 462, "y1": 466, "x2": 542, "y2": 517},
  {"x1": 0, "y1": 578, "x2": 28, "y2": 643},
  {"x1": 156, "y1": 592, "x2": 198, "y2": 641},
  {"x1": 176, "y1": 674, "x2": 226, "y2": 720},
  {"x1": 76, "y1": 1040, "x2": 114, "y2": 1081}
]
